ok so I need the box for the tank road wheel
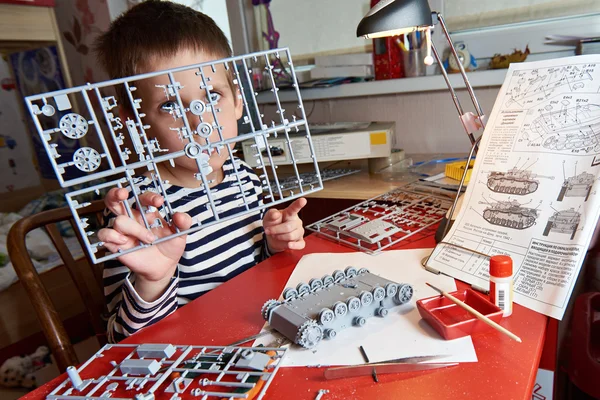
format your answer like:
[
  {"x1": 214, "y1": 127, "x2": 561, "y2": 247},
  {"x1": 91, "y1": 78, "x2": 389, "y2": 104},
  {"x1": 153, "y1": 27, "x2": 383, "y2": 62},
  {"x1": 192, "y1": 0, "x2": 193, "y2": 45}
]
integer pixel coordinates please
[
  {"x1": 283, "y1": 287, "x2": 298, "y2": 301},
  {"x1": 318, "y1": 308, "x2": 335, "y2": 325},
  {"x1": 296, "y1": 282, "x2": 311, "y2": 296},
  {"x1": 346, "y1": 297, "x2": 361, "y2": 313},
  {"x1": 333, "y1": 270, "x2": 345, "y2": 283},
  {"x1": 372, "y1": 286, "x2": 386, "y2": 302},
  {"x1": 324, "y1": 329, "x2": 337, "y2": 339},
  {"x1": 385, "y1": 283, "x2": 398, "y2": 298},
  {"x1": 360, "y1": 291, "x2": 374, "y2": 306},
  {"x1": 261, "y1": 299, "x2": 280, "y2": 321},
  {"x1": 333, "y1": 301, "x2": 348, "y2": 317},
  {"x1": 376, "y1": 307, "x2": 389, "y2": 317},
  {"x1": 344, "y1": 267, "x2": 358, "y2": 278},
  {"x1": 322, "y1": 274, "x2": 335, "y2": 287},
  {"x1": 309, "y1": 278, "x2": 324, "y2": 292},
  {"x1": 358, "y1": 268, "x2": 370, "y2": 275},
  {"x1": 395, "y1": 284, "x2": 414, "y2": 305},
  {"x1": 353, "y1": 317, "x2": 367, "y2": 327},
  {"x1": 296, "y1": 320, "x2": 323, "y2": 349}
]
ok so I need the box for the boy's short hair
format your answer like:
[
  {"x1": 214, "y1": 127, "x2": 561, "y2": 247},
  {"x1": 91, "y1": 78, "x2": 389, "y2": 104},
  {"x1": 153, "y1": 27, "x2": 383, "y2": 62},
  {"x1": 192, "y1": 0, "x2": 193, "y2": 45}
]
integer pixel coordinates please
[{"x1": 95, "y1": 0, "x2": 233, "y2": 107}]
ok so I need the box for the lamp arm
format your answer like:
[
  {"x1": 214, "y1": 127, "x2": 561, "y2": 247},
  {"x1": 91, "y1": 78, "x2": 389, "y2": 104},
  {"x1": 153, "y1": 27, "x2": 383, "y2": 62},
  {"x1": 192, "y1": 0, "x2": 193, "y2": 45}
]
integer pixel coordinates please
[
  {"x1": 430, "y1": 40, "x2": 478, "y2": 146},
  {"x1": 435, "y1": 12, "x2": 486, "y2": 128}
]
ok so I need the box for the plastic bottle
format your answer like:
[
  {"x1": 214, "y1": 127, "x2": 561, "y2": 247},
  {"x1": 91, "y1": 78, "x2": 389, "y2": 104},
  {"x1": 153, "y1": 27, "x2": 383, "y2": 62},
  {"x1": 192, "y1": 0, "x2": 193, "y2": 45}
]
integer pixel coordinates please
[{"x1": 489, "y1": 255, "x2": 513, "y2": 317}]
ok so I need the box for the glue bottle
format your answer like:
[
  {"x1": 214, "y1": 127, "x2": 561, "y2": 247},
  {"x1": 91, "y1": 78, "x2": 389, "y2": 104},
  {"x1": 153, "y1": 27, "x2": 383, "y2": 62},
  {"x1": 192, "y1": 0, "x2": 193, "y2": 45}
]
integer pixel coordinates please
[{"x1": 489, "y1": 255, "x2": 513, "y2": 317}]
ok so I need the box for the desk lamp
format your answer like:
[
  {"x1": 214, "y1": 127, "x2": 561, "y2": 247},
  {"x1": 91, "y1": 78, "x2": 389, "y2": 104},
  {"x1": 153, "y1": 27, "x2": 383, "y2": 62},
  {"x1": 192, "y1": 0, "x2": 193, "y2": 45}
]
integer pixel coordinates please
[{"x1": 357, "y1": 0, "x2": 486, "y2": 236}]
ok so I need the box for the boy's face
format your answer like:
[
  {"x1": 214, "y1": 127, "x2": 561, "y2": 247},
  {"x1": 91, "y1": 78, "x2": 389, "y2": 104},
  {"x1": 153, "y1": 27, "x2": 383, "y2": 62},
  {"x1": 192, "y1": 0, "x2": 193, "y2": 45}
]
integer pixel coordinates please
[{"x1": 123, "y1": 49, "x2": 243, "y2": 182}]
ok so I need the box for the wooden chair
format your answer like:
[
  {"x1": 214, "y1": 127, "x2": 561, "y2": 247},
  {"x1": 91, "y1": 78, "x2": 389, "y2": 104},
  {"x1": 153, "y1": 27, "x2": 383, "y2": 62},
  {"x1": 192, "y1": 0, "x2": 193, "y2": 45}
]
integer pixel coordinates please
[{"x1": 7, "y1": 200, "x2": 107, "y2": 373}]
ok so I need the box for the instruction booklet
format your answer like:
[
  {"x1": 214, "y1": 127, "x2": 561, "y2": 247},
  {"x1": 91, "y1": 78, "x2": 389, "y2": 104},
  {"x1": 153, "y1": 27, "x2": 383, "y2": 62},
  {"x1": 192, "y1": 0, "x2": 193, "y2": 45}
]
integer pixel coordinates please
[{"x1": 426, "y1": 55, "x2": 600, "y2": 319}]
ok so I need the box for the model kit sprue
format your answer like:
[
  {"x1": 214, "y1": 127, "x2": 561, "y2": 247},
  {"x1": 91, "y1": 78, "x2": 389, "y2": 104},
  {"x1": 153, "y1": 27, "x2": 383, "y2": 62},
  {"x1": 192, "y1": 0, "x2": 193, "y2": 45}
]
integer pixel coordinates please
[
  {"x1": 24, "y1": 48, "x2": 322, "y2": 264},
  {"x1": 48, "y1": 343, "x2": 287, "y2": 400}
]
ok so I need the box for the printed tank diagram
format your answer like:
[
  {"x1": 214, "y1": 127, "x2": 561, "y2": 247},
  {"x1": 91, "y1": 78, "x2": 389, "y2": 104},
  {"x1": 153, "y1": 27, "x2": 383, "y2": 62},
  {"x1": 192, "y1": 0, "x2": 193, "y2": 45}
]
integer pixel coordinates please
[
  {"x1": 504, "y1": 64, "x2": 595, "y2": 108},
  {"x1": 487, "y1": 159, "x2": 553, "y2": 195},
  {"x1": 481, "y1": 199, "x2": 539, "y2": 230},
  {"x1": 557, "y1": 161, "x2": 595, "y2": 202},
  {"x1": 543, "y1": 207, "x2": 581, "y2": 240},
  {"x1": 519, "y1": 101, "x2": 600, "y2": 154}
]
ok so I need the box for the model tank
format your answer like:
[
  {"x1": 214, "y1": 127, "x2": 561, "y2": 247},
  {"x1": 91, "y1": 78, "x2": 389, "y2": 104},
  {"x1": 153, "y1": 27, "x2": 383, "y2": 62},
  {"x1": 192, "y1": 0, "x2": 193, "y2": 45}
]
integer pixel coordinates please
[
  {"x1": 557, "y1": 172, "x2": 594, "y2": 201},
  {"x1": 543, "y1": 208, "x2": 580, "y2": 240},
  {"x1": 487, "y1": 168, "x2": 539, "y2": 195},
  {"x1": 482, "y1": 200, "x2": 538, "y2": 229},
  {"x1": 260, "y1": 267, "x2": 413, "y2": 349}
]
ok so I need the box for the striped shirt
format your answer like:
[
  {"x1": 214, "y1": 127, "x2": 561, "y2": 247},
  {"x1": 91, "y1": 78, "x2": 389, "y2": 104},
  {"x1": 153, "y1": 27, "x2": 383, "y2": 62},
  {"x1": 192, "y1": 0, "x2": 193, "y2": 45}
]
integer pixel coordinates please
[{"x1": 103, "y1": 158, "x2": 270, "y2": 342}]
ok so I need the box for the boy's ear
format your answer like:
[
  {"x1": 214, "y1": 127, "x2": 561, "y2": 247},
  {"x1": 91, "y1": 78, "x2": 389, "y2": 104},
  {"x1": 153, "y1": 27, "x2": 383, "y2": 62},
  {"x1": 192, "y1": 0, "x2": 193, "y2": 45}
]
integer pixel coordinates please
[{"x1": 234, "y1": 88, "x2": 244, "y2": 120}]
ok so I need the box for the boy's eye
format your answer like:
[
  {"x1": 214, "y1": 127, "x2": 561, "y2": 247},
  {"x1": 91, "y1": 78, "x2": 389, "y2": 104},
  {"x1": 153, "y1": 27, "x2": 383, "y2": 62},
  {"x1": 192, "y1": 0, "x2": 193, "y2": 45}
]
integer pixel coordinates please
[
  {"x1": 160, "y1": 101, "x2": 178, "y2": 112},
  {"x1": 209, "y1": 92, "x2": 221, "y2": 103}
]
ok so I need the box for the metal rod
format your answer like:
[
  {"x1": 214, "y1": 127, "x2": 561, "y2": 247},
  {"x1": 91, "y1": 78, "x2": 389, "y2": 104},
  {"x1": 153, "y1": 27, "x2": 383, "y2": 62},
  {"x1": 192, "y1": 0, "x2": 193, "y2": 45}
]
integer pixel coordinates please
[{"x1": 436, "y1": 13, "x2": 486, "y2": 125}]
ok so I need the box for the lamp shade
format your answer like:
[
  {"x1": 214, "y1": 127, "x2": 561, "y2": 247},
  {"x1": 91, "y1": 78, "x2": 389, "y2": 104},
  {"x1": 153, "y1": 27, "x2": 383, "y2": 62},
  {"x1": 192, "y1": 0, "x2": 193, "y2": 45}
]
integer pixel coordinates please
[{"x1": 357, "y1": 0, "x2": 433, "y2": 38}]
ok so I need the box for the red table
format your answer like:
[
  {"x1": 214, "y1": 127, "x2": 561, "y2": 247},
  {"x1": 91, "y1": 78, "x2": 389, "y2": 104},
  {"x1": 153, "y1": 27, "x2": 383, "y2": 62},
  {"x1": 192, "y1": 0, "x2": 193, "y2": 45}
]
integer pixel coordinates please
[{"x1": 25, "y1": 234, "x2": 547, "y2": 400}]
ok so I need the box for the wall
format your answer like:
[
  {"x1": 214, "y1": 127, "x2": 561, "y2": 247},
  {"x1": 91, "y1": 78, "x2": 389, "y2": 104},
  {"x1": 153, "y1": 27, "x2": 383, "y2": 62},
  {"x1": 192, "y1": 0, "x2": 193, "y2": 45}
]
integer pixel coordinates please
[{"x1": 262, "y1": 86, "x2": 500, "y2": 154}]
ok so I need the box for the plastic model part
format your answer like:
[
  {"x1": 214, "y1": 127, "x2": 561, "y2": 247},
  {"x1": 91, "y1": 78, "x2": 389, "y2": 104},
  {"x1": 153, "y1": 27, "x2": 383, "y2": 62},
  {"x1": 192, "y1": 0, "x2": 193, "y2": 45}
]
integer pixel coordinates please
[
  {"x1": 261, "y1": 267, "x2": 413, "y2": 349},
  {"x1": 306, "y1": 183, "x2": 453, "y2": 254},
  {"x1": 47, "y1": 343, "x2": 287, "y2": 400},
  {"x1": 24, "y1": 48, "x2": 322, "y2": 264}
]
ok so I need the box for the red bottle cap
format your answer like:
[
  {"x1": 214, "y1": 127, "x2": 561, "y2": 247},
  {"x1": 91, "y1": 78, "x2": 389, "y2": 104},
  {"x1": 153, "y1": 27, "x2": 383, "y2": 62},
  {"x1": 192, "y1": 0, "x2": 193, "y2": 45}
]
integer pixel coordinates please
[{"x1": 489, "y1": 255, "x2": 513, "y2": 277}]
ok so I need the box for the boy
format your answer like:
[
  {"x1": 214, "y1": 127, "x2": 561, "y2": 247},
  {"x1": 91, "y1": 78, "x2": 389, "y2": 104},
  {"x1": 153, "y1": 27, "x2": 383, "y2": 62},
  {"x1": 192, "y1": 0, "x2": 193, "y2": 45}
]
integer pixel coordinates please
[{"x1": 95, "y1": 0, "x2": 307, "y2": 342}]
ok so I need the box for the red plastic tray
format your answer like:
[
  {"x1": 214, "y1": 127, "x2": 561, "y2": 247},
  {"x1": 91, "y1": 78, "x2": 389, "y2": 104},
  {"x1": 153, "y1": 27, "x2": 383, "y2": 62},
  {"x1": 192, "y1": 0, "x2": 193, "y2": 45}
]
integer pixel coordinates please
[{"x1": 417, "y1": 289, "x2": 503, "y2": 340}]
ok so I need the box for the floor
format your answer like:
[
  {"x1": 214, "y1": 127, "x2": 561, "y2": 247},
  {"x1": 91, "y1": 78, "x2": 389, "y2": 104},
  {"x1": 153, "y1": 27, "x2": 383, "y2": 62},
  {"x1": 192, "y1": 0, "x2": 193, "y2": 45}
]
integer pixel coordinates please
[{"x1": 0, "y1": 337, "x2": 100, "y2": 399}]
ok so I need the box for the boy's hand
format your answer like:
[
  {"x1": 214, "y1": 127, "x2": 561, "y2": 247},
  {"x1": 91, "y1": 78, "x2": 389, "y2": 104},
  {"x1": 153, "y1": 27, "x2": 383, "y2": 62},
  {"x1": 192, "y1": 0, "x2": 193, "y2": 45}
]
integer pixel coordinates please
[
  {"x1": 263, "y1": 198, "x2": 307, "y2": 253},
  {"x1": 97, "y1": 188, "x2": 192, "y2": 301}
]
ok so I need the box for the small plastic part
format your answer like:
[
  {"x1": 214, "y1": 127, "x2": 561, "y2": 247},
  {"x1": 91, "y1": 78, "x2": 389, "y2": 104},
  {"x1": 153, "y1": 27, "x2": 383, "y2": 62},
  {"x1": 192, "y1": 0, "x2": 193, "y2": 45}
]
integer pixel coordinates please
[
  {"x1": 296, "y1": 320, "x2": 323, "y2": 349},
  {"x1": 119, "y1": 359, "x2": 161, "y2": 375},
  {"x1": 318, "y1": 308, "x2": 335, "y2": 325},
  {"x1": 283, "y1": 287, "x2": 298, "y2": 300},
  {"x1": 333, "y1": 270, "x2": 345, "y2": 283},
  {"x1": 189, "y1": 99, "x2": 206, "y2": 115},
  {"x1": 59, "y1": 113, "x2": 88, "y2": 139},
  {"x1": 136, "y1": 343, "x2": 176, "y2": 359},
  {"x1": 309, "y1": 278, "x2": 324, "y2": 291},
  {"x1": 66, "y1": 366, "x2": 83, "y2": 390},
  {"x1": 333, "y1": 301, "x2": 348, "y2": 317},
  {"x1": 344, "y1": 266, "x2": 357, "y2": 278},
  {"x1": 196, "y1": 122, "x2": 213, "y2": 138},
  {"x1": 41, "y1": 104, "x2": 55, "y2": 116},
  {"x1": 72, "y1": 147, "x2": 102, "y2": 172},
  {"x1": 297, "y1": 282, "x2": 311, "y2": 295}
]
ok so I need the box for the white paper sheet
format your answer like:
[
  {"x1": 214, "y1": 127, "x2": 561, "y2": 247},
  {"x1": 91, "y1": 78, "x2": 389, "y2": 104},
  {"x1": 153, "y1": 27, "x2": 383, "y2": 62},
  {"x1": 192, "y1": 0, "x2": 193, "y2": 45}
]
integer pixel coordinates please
[
  {"x1": 254, "y1": 249, "x2": 478, "y2": 366},
  {"x1": 426, "y1": 55, "x2": 600, "y2": 320}
]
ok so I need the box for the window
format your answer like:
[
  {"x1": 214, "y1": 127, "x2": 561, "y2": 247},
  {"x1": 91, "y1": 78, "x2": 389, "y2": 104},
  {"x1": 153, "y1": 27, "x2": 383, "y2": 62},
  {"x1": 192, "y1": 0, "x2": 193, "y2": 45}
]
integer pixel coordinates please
[{"x1": 444, "y1": 0, "x2": 600, "y2": 33}]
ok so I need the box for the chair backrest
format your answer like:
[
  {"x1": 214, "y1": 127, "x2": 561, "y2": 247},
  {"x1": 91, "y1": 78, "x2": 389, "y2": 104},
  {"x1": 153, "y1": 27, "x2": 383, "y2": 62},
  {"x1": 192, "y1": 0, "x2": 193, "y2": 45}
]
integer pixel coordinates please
[{"x1": 7, "y1": 200, "x2": 107, "y2": 373}]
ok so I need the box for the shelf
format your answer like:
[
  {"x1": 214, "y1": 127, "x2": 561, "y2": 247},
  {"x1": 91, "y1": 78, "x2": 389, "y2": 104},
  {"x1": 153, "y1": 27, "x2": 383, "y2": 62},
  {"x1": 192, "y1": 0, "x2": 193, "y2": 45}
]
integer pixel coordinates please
[{"x1": 256, "y1": 68, "x2": 507, "y2": 104}]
